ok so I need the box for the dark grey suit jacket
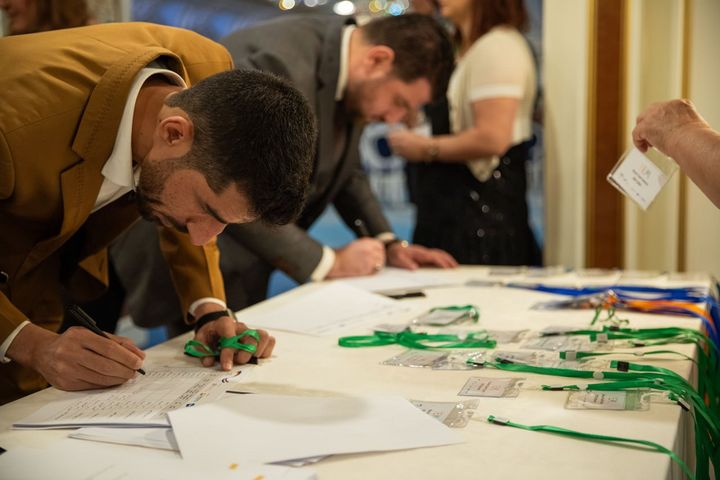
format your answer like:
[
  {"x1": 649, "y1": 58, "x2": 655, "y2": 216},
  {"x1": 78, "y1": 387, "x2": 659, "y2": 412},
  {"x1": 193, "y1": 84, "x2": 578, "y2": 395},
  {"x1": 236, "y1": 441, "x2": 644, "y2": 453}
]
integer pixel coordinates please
[{"x1": 111, "y1": 15, "x2": 394, "y2": 326}]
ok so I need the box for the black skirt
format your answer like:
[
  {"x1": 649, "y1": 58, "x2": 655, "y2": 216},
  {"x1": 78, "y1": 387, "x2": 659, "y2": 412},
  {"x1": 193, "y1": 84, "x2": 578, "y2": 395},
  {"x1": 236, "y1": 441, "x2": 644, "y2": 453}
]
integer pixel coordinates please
[{"x1": 408, "y1": 139, "x2": 541, "y2": 266}]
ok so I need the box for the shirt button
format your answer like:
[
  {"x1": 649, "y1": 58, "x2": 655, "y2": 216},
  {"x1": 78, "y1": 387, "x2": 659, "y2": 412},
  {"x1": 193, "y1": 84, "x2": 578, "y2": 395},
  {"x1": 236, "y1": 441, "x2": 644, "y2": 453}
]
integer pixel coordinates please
[
  {"x1": 493, "y1": 170, "x2": 502, "y2": 179},
  {"x1": 481, "y1": 204, "x2": 490, "y2": 214},
  {"x1": 469, "y1": 190, "x2": 480, "y2": 202},
  {"x1": 476, "y1": 228, "x2": 485, "y2": 238}
]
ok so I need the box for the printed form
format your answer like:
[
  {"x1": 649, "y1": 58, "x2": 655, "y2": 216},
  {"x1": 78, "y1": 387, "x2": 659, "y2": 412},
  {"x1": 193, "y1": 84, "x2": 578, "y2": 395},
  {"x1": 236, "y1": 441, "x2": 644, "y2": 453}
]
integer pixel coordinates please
[{"x1": 13, "y1": 366, "x2": 252, "y2": 429}]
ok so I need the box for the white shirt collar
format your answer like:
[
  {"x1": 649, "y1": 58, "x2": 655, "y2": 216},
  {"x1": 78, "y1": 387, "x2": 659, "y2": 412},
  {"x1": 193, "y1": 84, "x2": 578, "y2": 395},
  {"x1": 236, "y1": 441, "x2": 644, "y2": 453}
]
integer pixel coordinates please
[
  {"x1": 102, "y1": 67, "x2": 186, "y2": 190},
  {"x1": 335, "y1": 25, "x2": 356, "y2": 102}
]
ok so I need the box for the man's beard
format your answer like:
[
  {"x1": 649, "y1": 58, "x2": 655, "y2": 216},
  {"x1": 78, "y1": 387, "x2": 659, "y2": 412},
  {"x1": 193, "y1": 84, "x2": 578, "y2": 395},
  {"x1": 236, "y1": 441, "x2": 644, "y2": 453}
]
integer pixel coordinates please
[{"x1": 135, "y1": 158, "x2": 173, "y2": 223}]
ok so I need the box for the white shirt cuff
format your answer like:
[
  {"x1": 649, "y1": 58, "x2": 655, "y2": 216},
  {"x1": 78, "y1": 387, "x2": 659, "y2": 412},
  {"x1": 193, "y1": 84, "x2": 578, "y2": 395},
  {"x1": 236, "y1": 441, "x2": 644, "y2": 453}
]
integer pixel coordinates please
[
  {"x1": 375, "y1": 232, "x2": 396, "y2": 243},
  {"x1": 310, "y1": 246, "x2": 336, "y2": 281},
  {"x1": 188, "y1": 298, "x2": 227, "y2": 317},
  {"x1": 0, "y1": 320, "x2": 30, "y2": 363}
]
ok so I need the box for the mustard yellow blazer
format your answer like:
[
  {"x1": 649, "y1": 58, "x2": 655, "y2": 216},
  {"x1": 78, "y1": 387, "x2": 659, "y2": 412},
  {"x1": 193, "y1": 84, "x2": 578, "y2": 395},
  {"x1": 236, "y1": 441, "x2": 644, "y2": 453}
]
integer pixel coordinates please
[{"x1": 0, "y1": 23, "x2": 233, "y2": 401}]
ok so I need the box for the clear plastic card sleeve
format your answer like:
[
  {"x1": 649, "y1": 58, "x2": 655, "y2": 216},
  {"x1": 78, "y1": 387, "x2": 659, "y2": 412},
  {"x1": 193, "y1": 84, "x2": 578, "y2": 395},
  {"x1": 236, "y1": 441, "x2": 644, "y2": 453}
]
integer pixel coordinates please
[
  {"x1": 458, "y1": 377, "x2": 524, "y2": 398},
  {"x1": 413, "y1": 309, "x2": 472, "y2": 326},
  {"x1": 410, "y1": 399, "x2": 479, "y2": 428},
  {"x1": 565, "y1": 389, "x2": 650, "y2": 411},
  {"x1": 382, "y1": 350, "x2": 481, "y2": 370},
  {"x1": 491, "y1": 350, "x2": 593, "y2": 370},
  {"x1": 486, "y1": 330, "x2": 527, "y2": 344},
  {"x1": 607, "y1": 147, "x2": 678, "y2": 210},
  {"x1": 522, "y1": 335, "x2": 595, "y2": 352}
]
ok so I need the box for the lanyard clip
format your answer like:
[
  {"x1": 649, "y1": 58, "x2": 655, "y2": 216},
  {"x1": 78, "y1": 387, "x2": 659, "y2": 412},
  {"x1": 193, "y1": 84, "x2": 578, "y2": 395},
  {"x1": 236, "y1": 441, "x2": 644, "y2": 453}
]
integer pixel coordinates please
[{"x1": 488, "y1": 416, "x2": 510, "y2": 426}]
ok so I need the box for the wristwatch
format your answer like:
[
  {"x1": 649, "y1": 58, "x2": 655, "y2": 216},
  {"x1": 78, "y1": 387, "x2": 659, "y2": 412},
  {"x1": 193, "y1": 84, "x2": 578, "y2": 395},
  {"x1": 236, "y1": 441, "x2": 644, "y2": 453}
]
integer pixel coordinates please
[
  {"x1": 384, "y1": 238, "x2": 409, "y2": 251},
  {"x1": 192, "y1": 308, "x2": 234, "y2": 333}
]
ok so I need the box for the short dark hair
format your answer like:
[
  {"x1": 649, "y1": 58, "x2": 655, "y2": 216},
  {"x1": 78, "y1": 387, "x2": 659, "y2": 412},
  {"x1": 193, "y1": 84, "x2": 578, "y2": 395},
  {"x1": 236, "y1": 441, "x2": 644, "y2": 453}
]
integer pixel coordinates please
[
  {"x1": 165, "y1": 69, "x2": 315, "y2": 225},
  {"x1": 33, "y1": 0, "x2": 92, "y2": 33},
  {"x1": 464, "y1": 0, "x2": 529, "y2": 44},
  {"x1": 361, "y1": 13, "x2": 453, "y2": 102}
]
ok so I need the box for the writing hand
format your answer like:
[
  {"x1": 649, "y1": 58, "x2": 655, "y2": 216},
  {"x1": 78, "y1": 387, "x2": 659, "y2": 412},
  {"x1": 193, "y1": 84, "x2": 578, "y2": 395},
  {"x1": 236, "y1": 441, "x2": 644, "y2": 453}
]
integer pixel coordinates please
[
  {"x1": 326, "y1": 238, "x2": 386, "y2": 278},
  {"x1": 7, "y1": 323, "x2": 145, "y2": 391}
]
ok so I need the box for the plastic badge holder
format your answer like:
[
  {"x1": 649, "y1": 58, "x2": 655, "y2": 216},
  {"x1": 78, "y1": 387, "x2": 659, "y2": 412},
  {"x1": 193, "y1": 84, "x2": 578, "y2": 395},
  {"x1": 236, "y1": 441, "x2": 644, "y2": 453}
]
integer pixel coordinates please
[
  {"x1": 607, "y1": 147, "x2": 678, "y2": 210},
  {"x1": 382, "y1": 349, "x2": 447, "y2": 368},
  {"x1": 382, "y1": 350, "x2": 482, "y2": 370},
  {"x1": 413, "y1": 306, "x2": 479, "y2": 327},
  {"x1": 432, "y1": 351, "x2": 486, "y2": 371},
  {"x1": 458, "y1": 377, "x2": 525, "y2": 398},
  {"x1": 492, "y1": 350, "x2": 585, "y2": 370},
  {"x1": 485, "y1": 330, "x2": 527, "y2": 344},
  {"x1": 410, "y1": 399, "x2": 479, "y2": 428},
  {"x1": 522, "y1": 335, "x2": 594, "y2": 353},
  {"x1": 565, "y1": 389, "x2": 650, "y2": 411},
  {"x1": 413, "y1": 309, "x2": 469, "y2": 326}
]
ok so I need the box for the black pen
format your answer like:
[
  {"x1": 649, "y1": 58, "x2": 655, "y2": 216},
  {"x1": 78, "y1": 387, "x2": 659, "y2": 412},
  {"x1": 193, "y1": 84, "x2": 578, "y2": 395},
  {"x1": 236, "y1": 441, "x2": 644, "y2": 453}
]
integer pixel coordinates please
[
  {"x1": 66, "y1": 304, "x2": 146, "y2": 375},
  {"x1": 385, "y1": 290, "x2": 426, "y2": 300},
  {"x1": 353, "y1": 218, "x2": 370, "y2": 237}
]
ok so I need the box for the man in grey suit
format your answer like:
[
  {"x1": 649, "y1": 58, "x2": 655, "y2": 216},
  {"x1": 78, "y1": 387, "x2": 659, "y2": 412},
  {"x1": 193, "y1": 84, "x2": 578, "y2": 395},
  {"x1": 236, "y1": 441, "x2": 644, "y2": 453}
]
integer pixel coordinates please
[{"x1": 109, "y1": 13, "x2": 457, "y2": 334}]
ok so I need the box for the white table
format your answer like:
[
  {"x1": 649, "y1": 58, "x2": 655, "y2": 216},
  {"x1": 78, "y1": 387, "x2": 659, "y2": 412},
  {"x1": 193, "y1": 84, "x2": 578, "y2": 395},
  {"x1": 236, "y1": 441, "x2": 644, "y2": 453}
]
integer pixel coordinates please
[{"x1": 0, "y1": 267, "x2": 708, "y2": 479}]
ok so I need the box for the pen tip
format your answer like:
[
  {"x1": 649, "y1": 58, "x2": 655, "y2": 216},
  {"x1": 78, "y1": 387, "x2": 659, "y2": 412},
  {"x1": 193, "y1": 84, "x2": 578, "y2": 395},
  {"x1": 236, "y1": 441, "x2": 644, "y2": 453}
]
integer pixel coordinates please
[{"x1": 137, "y1": 368, "x2": 146, "y2": 375}]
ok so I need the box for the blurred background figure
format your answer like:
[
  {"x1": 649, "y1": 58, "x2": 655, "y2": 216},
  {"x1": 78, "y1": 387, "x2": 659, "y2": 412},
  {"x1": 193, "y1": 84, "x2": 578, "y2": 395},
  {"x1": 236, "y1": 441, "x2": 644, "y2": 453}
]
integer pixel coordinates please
[
  {"x1": 0, "y1": 0, "x2": 92, "y2": 35},
  {"x1": 410, "y1": 0, "x2": 440, "y2": 16},
  {"x1": 389, "y1": 0, "x2": 540, "y2": 266}
]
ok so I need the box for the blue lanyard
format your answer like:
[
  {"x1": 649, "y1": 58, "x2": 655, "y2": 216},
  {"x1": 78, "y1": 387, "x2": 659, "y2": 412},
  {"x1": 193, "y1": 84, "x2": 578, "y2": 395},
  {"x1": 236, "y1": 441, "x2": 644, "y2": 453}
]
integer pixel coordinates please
[{"x1": 511, "y1": 282, "x2": 719, "y2": 347}]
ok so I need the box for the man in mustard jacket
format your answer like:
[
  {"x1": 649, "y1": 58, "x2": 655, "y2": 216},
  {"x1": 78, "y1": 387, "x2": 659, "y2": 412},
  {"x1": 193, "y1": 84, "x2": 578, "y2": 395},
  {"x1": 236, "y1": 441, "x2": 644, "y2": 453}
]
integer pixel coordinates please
[{"x1": 0, "y1": 22, "x2": 315, "y2": 403}]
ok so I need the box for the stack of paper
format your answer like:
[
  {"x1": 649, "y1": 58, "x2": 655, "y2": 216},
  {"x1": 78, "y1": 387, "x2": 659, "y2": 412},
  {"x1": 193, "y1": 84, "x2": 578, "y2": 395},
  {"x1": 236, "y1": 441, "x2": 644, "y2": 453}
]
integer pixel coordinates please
[
  {"x1": 168, "y1": 393, "x2": 463, "y2": 465},
  {"x1": 0, "y1": 438, "x2": 316, "y2": 480},
  {"x1": 339, "y1": 267, "x2": 457, "y2": 293},
  {"x1": 237, "y1": 283, "x2": 421, "y2": 336}
]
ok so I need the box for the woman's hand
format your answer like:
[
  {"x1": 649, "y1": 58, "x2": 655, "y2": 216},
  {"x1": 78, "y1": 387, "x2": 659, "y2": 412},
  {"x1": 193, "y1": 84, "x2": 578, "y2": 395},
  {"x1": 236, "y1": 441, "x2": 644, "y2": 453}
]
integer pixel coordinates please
[{"x1": 387, "y1": 130, "x2": 433, "y2": 162}]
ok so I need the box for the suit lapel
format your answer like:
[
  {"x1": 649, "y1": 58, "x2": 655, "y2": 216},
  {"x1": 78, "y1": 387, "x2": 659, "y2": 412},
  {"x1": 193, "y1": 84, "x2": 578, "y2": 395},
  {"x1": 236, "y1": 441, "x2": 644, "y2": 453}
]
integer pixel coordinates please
[
  {"x1": 310, "y1": 18, "x2": 356, "y2": 204},
  {"x1": 16, "y1": 50, "x2": 177, "y2": 278},
  {"x1": 16, "y1": 159, "x2": 103, "y2": 278}
]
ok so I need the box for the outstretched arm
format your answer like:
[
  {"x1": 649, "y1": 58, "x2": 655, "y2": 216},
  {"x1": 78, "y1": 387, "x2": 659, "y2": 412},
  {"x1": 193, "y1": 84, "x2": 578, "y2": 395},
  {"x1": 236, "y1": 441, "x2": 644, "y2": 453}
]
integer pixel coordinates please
[{"x1": 633, "y1": 99, "x2": 720, "y2": 208}]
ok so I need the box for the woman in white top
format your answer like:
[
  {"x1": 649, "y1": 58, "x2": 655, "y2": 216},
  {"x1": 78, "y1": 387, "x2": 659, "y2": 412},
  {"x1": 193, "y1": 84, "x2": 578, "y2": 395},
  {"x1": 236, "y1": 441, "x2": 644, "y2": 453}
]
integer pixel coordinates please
[{"x1": 389, "y1": 0, "x2": 540, "y2": 265}]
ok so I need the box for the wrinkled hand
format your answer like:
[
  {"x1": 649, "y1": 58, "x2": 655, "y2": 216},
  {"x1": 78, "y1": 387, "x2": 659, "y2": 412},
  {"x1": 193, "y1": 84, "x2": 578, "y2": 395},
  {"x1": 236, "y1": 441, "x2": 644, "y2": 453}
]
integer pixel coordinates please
[
  {"x1": 326, "y1": 238, "x2": 386, "y2": 278},
  {"x1": 11, "y1": 323, "x2": 145, "y2": 391},
  {"x1": 387, "y1": 242, "x2": 459, "y2": 270},
  {"x1": 387, "y1": 130, "x2": 432, "y2": 162},
  {"x1": 195, "y1": 315, "x2": 275, "y2": 370},
  {"x1": 632, "y1": 99, "x2": 709, "y2": 155}
]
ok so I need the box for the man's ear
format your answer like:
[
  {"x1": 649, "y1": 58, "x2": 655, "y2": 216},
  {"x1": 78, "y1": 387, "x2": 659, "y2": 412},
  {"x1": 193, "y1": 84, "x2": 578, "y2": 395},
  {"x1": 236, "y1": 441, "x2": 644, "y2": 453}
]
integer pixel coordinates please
[
  {"x1": 362, "y1": 45, "x2": 396, "y2": 79},
  {"x1": 158, "y1": 114, "x2": 194, "y2": 156}
]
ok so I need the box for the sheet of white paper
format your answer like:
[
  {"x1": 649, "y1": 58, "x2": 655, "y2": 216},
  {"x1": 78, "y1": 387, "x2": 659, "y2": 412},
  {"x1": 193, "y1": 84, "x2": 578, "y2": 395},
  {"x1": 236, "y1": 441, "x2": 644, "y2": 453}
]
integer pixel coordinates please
[
  {"x1": 168, "y1": 394, "x2": 463, "y2": 465},
  {"x1": 70, "y1": 427, "x2": 178, "y2": 451},
  {"x1": 14, "y1": 366, "x2": 253, "y2": 429},
  {"x1": 0, "y1": 438, "x2": 316, "y2": 480},
  {"x1": 237, "y1": 283, "x2": 419, "y2": 335},
  {"x1": 69, "y1": 426, "x2": 330, "y2": 467},
  {"x1": 339, "y1": 267, "x2": 456, "y2": 293}
]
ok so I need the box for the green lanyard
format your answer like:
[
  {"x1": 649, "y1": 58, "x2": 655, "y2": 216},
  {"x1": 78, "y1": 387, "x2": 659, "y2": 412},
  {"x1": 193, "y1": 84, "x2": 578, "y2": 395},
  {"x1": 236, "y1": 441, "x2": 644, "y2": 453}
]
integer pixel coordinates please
[
  {"x1": 547, "y1": 324, "x2": 719, "y2": 411},
  {"x1": 338, "y1": 330, "x2": 496, "y2": 350},
  {"x1": 184, "y1": 330, "x2": 261, "y2": 357},
  {"x1": 486, "y1": 415, "x2": 696, "y2": 480},
  {"x1": 471, "y1": 357, "x2": 719, "y2": 479},
  {"x1": 559, "y1": 349, "x2": 696, "y2": 363}
]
